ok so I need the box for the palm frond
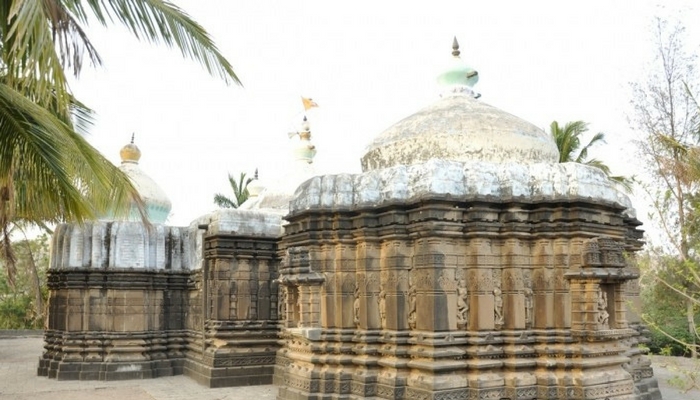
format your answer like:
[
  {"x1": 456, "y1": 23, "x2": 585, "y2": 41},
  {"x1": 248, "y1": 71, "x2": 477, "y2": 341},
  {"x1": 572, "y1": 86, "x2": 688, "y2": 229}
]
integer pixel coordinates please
[
  {"x1": 64, "y1": 0, "x2": 240, "y2": 85},
  {"x1": 551, "y1": 119, "x2": 632, "y2": 190},
  {"x1": 551, "y1": 120, "x2": 589, "y2": 163},
  {"x1": 3, "y1": 0, "x2": 73, "y2": 113},
  {"x1": 609, "y1": 175, "x2": 635, "y2": 194},
  {"x1": 0, "y1": 83, "x2": 144, "y2": 225},
  {"x1": 584, "y1": 158, "x2": 612, "y2": 176},
  {"x1": 576, "y1": 132, "x2": 606, "y2": 164},
  {"x1": 214, "y1": 193, "x2": 237, "y2": 209},
  {"x1": 42, "y1": 0, "x2": 104, "y2": 76}
]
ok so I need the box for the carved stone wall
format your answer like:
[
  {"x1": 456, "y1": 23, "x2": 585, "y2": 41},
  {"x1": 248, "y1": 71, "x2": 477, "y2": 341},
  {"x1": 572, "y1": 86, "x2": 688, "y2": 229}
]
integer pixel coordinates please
[
  {"x1": 38, "y1": 268, "x2": 191, "y2": 380},
  {"x1": 39, "y1": 218, "x2": 282, "y2": 387},
  {"x1": 38, "y1": 222, "x2": 192, "y2": 380},
  {"x1": 274, "y1": 198, "x2": 661, "y2": 400},
  {"x1": 183, "y1": 234, "x2": 281, "y2": 387}
]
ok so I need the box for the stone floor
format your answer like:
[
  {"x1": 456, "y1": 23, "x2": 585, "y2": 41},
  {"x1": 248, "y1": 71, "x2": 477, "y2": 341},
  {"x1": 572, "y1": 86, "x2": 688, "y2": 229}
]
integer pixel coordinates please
[{"x1": 0, "y1": 333, "x2": 697, "y2": 400}]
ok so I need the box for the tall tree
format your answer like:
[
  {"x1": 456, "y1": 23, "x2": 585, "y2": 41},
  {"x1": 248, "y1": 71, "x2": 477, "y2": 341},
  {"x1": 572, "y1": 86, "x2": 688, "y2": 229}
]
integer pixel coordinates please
[
  {"x1": 550, "y1": 120, "x2": 632, "y2": 192},
  {"x1": 631, "y1": 18, "x2": 700, "y2": 357},
  {"x1": 214, "y1": 172, "x2": 252, "y2": 209},
  {"x1": 0, "y1": 0, "x2": 240, "y2": 281}
]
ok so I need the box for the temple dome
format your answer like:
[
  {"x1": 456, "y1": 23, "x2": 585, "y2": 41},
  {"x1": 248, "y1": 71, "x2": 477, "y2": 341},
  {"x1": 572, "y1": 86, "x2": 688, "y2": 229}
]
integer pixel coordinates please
[
  {"x1": 116, "y1": 137, "x2": 172, "y2": 223},
  {"x1": 360, "y1": 39, "x2": 559, "y2": 172}
]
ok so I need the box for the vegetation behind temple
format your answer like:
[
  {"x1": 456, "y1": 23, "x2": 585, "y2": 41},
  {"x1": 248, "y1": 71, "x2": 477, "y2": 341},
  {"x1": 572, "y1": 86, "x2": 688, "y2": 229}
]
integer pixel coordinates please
[
  {"x1": 630, "y1": 17, "x2": 700, "y2": 358},
  {"x1": 0, "y1": 235, "x2": 49, "y2": 329}
]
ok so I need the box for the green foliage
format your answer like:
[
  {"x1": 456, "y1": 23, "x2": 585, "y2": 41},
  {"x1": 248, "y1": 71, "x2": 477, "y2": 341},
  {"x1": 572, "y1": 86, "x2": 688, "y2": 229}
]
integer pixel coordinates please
[
  {"x1": 0, "y1": 234, "x2": 49, "y2": 329},
  {"x1": 0, "y1": 291, "x2": 36, "y2": 329},
  {"x1": 214, "y1": 172, "x2": 253, "y2": 209},
  {"x1": 639, "y1": 251, "x2": 698, "y2": 356},
  {"x1": 549, "y1": 120, "x2": 633, "y2": 192}
]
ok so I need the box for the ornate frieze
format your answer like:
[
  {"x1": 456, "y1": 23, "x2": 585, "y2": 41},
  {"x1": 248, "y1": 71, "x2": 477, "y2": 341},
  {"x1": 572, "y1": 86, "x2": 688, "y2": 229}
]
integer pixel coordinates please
[{"x1": 275, "y1": 196, "x2": 652, "y2": 400}]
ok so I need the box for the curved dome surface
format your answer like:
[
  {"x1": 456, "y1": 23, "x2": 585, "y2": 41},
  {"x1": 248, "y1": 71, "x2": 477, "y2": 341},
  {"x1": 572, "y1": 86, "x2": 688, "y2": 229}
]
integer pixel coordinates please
[
  {"x1": 361, "y1": 94, "x2": 559, "y2": 172},
  {"x1": 119, "y1": 162, "x2": 172, "y2": 223},
  {"x1": 106, "y1": 138, "x2": 172, "y2": 224}
]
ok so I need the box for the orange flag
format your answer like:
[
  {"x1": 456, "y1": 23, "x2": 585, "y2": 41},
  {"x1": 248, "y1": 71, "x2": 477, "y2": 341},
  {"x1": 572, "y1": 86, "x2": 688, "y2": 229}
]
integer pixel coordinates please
[{"x1": 301, "y1": 96, "x2": 319, "y2": 111}]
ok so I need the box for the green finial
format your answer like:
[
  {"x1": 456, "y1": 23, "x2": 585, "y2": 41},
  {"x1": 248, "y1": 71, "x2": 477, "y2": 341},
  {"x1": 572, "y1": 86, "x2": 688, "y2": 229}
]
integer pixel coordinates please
[{"x1": 437, "y1": 37, "x2": 480, "y2": 97}]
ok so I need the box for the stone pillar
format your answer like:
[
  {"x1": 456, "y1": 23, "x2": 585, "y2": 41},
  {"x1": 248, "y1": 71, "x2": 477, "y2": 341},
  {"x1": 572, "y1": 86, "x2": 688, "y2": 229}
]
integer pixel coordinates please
[
  {"x1": 502, "y1": 239, "x2": 527, "y2": 330},
  {"x1": 533, "y1": 267, "x2": 554, "y2": 329},
  {"x1": 553, "y1": 238, "x2": 572, "y2": 329}
]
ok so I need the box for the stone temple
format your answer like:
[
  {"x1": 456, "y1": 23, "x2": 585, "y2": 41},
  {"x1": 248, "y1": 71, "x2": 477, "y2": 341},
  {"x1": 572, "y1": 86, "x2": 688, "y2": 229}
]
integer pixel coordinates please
[{"x1": 38, "y1": 39, "x2": 662, "y2": 400}]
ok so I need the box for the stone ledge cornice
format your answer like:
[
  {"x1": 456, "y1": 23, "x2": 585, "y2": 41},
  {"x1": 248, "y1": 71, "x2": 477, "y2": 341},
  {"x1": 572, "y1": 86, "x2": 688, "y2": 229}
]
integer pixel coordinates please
[{"x1": 288, "y1": 160, "x2": 634, "y2": 218}]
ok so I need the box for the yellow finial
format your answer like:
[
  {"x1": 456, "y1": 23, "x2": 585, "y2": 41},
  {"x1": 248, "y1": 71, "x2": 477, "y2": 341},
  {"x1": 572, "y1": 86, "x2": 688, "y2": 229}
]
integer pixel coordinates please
[{"x1": 120, "y1": 134, "x2": 141, "y2": 163}]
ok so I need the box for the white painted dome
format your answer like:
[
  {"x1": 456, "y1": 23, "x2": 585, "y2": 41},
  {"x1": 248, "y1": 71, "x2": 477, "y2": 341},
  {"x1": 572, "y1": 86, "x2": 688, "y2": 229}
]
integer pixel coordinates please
[
  {"x1": 360, "y1": 38, "x2": 558, "y2": 172},
  {"x1": 291, "y1": 39, "x2": 633, "y2": 218},
  {"x1": 116, "y1": 138, "x2": 172, "y2": 223},
  {"x1": 361, "y1": 95, "x2": 559, "y2": 171}
]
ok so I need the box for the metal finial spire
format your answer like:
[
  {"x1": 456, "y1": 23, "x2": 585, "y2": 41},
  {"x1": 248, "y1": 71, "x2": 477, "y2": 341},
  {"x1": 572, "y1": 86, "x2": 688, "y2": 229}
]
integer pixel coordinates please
[
  {"x1": 130, "y1": 133, "x2": 135, "y2": 144},
  {"x1": 452, "y1": 37, "x2": 460, "y2": 57}
]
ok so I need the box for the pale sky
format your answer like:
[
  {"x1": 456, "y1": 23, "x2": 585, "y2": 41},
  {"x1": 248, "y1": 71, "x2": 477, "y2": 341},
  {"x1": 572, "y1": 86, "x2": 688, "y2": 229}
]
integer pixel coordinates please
[{"x1": 67, "y1": 1, "x2": 699, "y2": 228}]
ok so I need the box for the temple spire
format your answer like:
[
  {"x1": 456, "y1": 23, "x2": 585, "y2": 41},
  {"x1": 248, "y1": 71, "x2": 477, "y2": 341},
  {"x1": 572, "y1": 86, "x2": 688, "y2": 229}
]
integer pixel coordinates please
[{"x1": 437, "y1": 37, "x2": 480, "y2": 98}]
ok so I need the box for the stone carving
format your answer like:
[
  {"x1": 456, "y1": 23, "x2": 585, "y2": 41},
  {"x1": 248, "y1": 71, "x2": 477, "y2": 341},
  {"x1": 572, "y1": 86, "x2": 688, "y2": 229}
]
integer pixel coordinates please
[
  {"x1": 554, "y1": 268, "x2": 568, "y2": 290},
  {"x1": 524, "y1": 286, "x2": 533, "y2": 328},
  {"x1": 598, "y1": 289, "x2": 610, "y2": 328},
  {"x1": 407, "y1": 281, "x2": 417, "y2": 330},
  {"x1": 582, "y1": 237, "x2": 626, "y2": 268},
  {"x1": 364, "y1": 272, "x2": 380, "y2": 291},
  {"x1": 286, "y1": 247, "x2": 310, "y2": 269},
  {"x1": 438, "y1": 269, "x2": 457, "y2": 290},
  {"x1": 467, "y1": 270, "x2": 479, "y2": 291},
  {"x1": 324, "y1": 273, "x2": 335, "y2": 291},
  {"x1": 296, "y1": 291, "x2": 303, "y2": 328},
  {"x1": 505, "y1": 270, "x2": 516, "y2": 290},
  {"x1": 278, "y1": 286, "x2": 287, "y2": 320},
  {"x1": 599, "y1": 238, "x2": 625, "y2": 267},
  {"x1": 353, "y1": 285, "x2": 360, "y2": 327},
  {"x1": 476, "y1": 270, "x2": 492, "y2": 293},
  {"x1": 414, "y1": 253, "x2": 445, "y2": 266},
  {"x1": 494, "y1": 285, "x2": 504, "y2": 328},
  {"x1": 414, "y1": 269, "x2": 433, "y2": 290},
  {"x1": 457, "y1": 279, "x2": 469, "y2": 328},
  {"x1": 227, "y1": 281, "x2": 237, "y2": 318},
  {"x1": 378, "y1": 287, "x2": 387, "y2": 327},
  {"x1": 523, "y1": 269, "x2": 532, "y2": 288}
]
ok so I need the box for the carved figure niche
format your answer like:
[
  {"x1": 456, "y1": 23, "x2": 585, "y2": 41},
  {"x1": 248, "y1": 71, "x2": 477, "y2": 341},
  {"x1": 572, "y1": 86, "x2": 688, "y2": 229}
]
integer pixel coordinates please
[{"x1": 288, "y1": 286, "x2": 300, "y2": 327}]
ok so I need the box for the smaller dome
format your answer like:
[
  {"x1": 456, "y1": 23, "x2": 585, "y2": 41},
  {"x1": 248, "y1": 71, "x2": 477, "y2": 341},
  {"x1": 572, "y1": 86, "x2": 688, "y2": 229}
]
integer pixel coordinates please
[
  {"x1": 240, "y1": 116, "x2": 319, "y2": 212},
  {"x1": 247, "y1": 169, "x2": 265, "y2": 198},
  {"x1": 109, "y1": 136, "x2": 172, "y2": 224}
]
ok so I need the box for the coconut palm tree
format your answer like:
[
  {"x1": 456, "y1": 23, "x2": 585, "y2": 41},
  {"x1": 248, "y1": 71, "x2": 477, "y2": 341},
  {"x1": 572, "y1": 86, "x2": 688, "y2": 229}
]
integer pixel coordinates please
[
  {"x1": 214, "y1": 172, "x2": 253, "y2": 209},
  {"x1": 550, "y1": 120, "x2": 633, "y2": 192},
  {"x1": 0, "y1": 0, "x2": 239, "y2": 282}
]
